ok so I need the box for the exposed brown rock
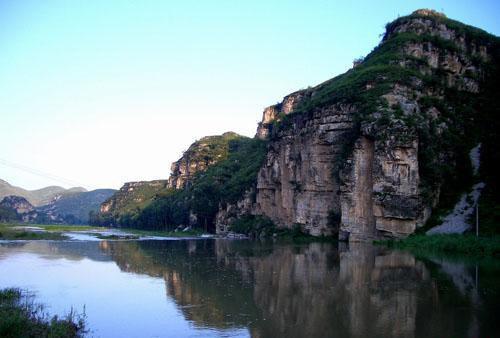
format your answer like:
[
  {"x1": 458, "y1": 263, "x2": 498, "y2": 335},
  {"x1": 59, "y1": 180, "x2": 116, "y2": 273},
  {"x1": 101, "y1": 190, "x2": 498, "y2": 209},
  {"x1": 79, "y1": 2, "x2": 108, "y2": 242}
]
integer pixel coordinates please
[{"x1": 216, "y1": 11, "x2": 497, "y2": 241}]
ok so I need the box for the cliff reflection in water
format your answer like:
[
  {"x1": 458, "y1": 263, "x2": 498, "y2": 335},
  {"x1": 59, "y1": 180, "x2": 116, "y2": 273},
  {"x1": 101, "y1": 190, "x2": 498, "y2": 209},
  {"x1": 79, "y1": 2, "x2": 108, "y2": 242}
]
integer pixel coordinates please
[{"x1": 94, "y1": 239, "x2": 489, "y2": 338}]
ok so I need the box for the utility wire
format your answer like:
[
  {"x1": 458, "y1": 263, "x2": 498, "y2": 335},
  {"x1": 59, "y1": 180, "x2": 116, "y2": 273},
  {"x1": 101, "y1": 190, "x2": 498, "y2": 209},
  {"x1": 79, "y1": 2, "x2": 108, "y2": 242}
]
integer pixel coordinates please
[{"x1": 0, "y1": 157, "x2": 91, "y2": 190}]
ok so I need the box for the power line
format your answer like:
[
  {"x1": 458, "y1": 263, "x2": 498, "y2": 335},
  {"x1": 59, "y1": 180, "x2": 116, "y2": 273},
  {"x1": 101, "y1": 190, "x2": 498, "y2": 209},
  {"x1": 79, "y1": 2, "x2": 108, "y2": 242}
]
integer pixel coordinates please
[{"x1": 0, "y1": 158, "x2": 91, "y2": 189}]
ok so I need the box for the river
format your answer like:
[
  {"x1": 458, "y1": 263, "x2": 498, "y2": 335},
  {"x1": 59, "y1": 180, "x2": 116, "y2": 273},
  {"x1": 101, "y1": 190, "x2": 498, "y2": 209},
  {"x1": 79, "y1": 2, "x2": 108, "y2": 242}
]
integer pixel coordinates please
[{"x1": 0, "y1": 238, "x2": 499, "y2": 337}]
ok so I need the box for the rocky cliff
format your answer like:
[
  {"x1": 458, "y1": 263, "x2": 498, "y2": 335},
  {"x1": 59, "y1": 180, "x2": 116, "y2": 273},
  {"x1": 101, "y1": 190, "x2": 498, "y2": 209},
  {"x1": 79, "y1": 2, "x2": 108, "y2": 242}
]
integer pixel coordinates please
[
  {"x1": 97, "y1": 9, "x2": 499, "y2": 239},
  {"x1": 167, "y1": 132, "x2": 242, "y2": 189},
  {"x1": 216, "y1": 9, "x2": 500, "y2": 240},
  {"x1": 0, "y1": 195, "x2": 35, "y2": 215},
  {"x1": 0, "y1": 195, "x2": 62, "y2": 223}
]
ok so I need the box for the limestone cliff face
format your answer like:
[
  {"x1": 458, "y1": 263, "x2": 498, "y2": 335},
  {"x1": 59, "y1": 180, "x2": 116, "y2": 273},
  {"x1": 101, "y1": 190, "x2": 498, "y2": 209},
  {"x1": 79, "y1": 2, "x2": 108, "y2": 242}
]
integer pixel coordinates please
[
  {"x1": 255, "y1": 90, "x2": 310, "y2": 140},
  {"x1": 216, "y1": 9, "x2": 498, "y2": 240},
  {"x1": 255, "y1": 103, "x2": 356, "y2": 236},
  {"x1": 0, "y1": 195, "x2": 63, "y2": 223}
]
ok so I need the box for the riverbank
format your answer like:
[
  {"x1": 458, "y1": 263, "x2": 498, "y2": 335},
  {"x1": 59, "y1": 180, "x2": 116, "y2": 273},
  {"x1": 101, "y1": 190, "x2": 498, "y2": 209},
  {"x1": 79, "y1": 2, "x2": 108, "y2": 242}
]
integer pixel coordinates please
[
  {"x1": 376, "y1": 234, "x2": 500, "y2": 257},
  {"x1": 0, "y1": 223, "x2": 211, "y2": 241},
  {"x1": 123, "y1": 227, "x2": 208, "y2": 238},
  {"x1": 0, "y1": 288, "x2": 86, "y2": 337},
  {"x1": 0, "y1": 224, "x2": 70, "y2": 240},
  {"x1": 0, "y1": 222, "x2": 339, "y2": 243}
]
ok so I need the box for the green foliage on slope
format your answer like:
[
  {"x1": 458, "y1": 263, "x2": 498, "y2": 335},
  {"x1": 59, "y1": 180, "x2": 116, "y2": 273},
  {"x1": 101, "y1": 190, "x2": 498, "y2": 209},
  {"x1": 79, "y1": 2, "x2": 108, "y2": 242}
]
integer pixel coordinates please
[
  {"x1": 179, "y1": 131, "x2": 242, "y2": 166},
  {"x1": 97, "y1": 137, "x2": 268, "y2": 231},
  {"x1": 378, "y1": 234, "x2": 500, "y2": 257},
  {"x1": 39, "y1": 189, "x2": 116, "y2": 224},
  {"x1": 95, "y1": 132, "x2": 246, "y2": 227}
]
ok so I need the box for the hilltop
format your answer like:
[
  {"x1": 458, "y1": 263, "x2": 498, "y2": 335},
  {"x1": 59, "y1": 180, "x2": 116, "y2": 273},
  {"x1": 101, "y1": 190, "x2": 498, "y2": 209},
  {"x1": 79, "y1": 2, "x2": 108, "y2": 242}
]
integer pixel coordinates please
[{"x1": 96, "y1": 9, "x2": 499, "y2": 240}]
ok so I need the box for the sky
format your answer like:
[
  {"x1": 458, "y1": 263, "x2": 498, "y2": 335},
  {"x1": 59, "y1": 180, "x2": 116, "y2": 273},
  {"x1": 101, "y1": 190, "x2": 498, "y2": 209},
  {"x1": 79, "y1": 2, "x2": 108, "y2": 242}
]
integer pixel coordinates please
[{"x1": 1, "y1": 0, "x2": 499, "y2": 191}]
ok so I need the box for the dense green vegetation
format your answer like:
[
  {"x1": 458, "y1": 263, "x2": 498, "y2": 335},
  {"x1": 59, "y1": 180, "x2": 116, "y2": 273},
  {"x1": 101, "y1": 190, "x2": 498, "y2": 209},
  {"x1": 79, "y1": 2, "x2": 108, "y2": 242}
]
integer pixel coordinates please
[
  {"x1": 95, "y1": 137, "x2": 268, "y2": 232},
  {"x1": 38, "y1": 189, "x2": 116, "y2": 224},
  {"x1": 179, "y1": 132, "x2": 242, "y2": 166},
  {"x1": 90, "y1": 181, "x2": 169, "y2": 225},
  {"x1": 0, "y1": 206, "x2": 18, "y2": 223},
  {"x1": 229, "y1": 215, "x2": 277, "y2": 238},
  {"x1": 0, "y1": 288, "x2": 86, "y2": 337},
  {"x1": 377, "y1": 234, "x2": 500, "y2": 257},
  {"x1": 228, "y1": 215, "x2": 334, "y2": 242}
]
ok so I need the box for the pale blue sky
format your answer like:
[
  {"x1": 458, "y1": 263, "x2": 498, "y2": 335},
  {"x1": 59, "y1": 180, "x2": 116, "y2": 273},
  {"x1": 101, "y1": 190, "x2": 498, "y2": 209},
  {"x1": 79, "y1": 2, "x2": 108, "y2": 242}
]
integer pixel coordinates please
[{"x1": 1, "y1": 0, "x2": 499, "y2": 190}]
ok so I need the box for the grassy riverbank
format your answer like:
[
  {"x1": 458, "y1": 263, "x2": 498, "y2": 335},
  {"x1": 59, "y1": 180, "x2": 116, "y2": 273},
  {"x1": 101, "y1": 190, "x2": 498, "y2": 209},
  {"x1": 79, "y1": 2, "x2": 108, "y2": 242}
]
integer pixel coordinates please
[
  {"x1": 0, "y1": 224, "x2": 69, "y2": 240},
  {"x1": 0, "y1": 223, "x2": 210, "y2": 240},
  {"x1": 0, "y1": 288, "x2": 86, "y2": 337},
  {"x1": 123, "y1": 227, "x2": 208, "y2": 238},
  {"x1": 377, "y1": 234, "x2": 500, "y2": 257}
]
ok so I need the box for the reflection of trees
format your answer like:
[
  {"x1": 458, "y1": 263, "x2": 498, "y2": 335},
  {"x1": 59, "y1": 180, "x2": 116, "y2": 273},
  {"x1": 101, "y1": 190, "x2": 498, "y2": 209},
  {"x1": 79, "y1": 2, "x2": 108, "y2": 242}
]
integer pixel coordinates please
[
  {"x1": 100, "y1": 240, "x2": 260, "y2": 329},
  {"x1": 99, "y1": 240, "x2": 464, "y2": 338},
  {"x1": 4, "y1": 239, "x2": 486, "y2": 337}
]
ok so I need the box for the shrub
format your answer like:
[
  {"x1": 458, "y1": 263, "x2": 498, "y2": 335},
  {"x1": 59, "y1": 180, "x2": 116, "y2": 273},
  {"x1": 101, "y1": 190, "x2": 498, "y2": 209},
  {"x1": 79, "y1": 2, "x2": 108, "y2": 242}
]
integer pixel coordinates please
[{"x1": 0, "y1": 288, "x2": 87, "y2": 337}]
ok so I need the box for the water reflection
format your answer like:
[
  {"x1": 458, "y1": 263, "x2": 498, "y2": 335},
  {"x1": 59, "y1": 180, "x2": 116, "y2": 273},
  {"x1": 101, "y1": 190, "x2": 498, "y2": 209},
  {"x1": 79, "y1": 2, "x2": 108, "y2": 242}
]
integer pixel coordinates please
[{"x1": 0, "y1": 239, "x2": 498, "y2": 338}]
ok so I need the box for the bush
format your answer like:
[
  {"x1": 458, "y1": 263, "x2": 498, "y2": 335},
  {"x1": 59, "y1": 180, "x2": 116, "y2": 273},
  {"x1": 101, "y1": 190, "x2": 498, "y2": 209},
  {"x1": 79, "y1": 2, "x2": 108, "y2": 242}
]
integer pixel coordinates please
[
  {"x1": 0, "y1": 288, "x2": 87, "y2": 337},
  {"x1": 378, "y1": 234, "x2": 500, "y2": 257},
  {"x1": 229, "y1": 215, "x2": 276, "y2": 237}
]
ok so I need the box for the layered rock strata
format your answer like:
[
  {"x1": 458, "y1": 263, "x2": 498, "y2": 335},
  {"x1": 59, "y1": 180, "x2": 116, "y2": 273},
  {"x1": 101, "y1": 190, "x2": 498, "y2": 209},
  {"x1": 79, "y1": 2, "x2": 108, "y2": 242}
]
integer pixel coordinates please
[{"x1": 216, "y1": 9, "x2": 497, "y2": 240}]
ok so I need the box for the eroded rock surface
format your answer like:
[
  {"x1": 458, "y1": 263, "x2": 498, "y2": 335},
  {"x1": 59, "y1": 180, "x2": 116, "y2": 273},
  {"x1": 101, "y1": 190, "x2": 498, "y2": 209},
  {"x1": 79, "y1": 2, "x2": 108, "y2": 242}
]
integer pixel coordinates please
[{"x1": 216, "y1": 9, "x2": 497, "y2": 240}]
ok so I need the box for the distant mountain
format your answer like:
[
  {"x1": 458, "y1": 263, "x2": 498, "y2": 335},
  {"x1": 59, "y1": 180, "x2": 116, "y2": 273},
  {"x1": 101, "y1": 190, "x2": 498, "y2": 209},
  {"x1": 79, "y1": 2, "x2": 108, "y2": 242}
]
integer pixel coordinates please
[
  {"x1": 0, "y1": 179, "x2": 116, "y2": 224},
  {"x1": 0, "y1": 179, "x2": 86, "y2": 206},
  {"x1": 38, "y1": 189, "x2": 116, "y2": 224},
  {"x1": 0, "y1": 195, "x2": 61, "y2": 223},
  {"x1": 0, "y1": 195, "x2": 34, "y2": 222}
]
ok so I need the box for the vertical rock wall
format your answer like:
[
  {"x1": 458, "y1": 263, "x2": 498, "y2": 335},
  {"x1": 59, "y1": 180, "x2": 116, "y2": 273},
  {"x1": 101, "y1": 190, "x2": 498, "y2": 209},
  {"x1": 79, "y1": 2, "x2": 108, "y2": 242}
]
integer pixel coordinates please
[
  {"x1": 254, "y1": 104, "x2": 355, "y2": 236},
  {"x1": 215, "y1": 10, "x2": 496, "y2": 240},
  {"x1": 340, "y1": 137, "x2": 376, "y2": 241}
]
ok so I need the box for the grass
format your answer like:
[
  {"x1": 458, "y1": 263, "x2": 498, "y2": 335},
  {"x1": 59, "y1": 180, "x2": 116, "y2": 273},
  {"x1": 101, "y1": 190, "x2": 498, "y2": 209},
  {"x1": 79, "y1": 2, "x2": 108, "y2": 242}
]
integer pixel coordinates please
[
  {"x1": 123, "y1": 228, "x2": 208, "y2": 238},
  {"x1": 0, "y1": 224, "x2": 69, "y2": 240},
  {"x1": 0, "y1": 223, "x2": 211, "y2": 241},
  {"x1": 33, "y1": 224, "x2": 104, "y2": 232},
  {"x1": 0, "y1": 288, "x2": 86, "y2": 337},
  {"x1": 376, "y1": 234, "x2": 500, "y2": 257}
]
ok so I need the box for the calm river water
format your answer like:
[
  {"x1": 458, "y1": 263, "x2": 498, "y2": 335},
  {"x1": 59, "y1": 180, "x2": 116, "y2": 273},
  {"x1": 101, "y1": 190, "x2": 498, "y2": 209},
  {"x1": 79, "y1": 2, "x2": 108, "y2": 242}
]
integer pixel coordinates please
[{"x1": 0, "y1": 239, "x2": 499, "y2": 337}]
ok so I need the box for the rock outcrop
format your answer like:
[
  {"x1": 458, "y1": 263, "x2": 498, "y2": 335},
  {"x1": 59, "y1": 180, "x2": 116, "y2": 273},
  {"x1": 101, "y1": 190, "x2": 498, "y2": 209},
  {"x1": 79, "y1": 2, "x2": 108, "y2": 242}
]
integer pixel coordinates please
[
  {"x1": 0, "y1": 195, "x2": 34, "y2": 215},
  {"x1": 216, "y1": 9, "x2": 499, "y2": 240},
  {"x1": 0, "y1": 195, "x2": 62, "y2": 223},
  {"x1": 167, "y1": 132, "x2": 242, "y2": 189},
  {"x1": 255, "y1": 90, "x2": 310, "y2": 140}
]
